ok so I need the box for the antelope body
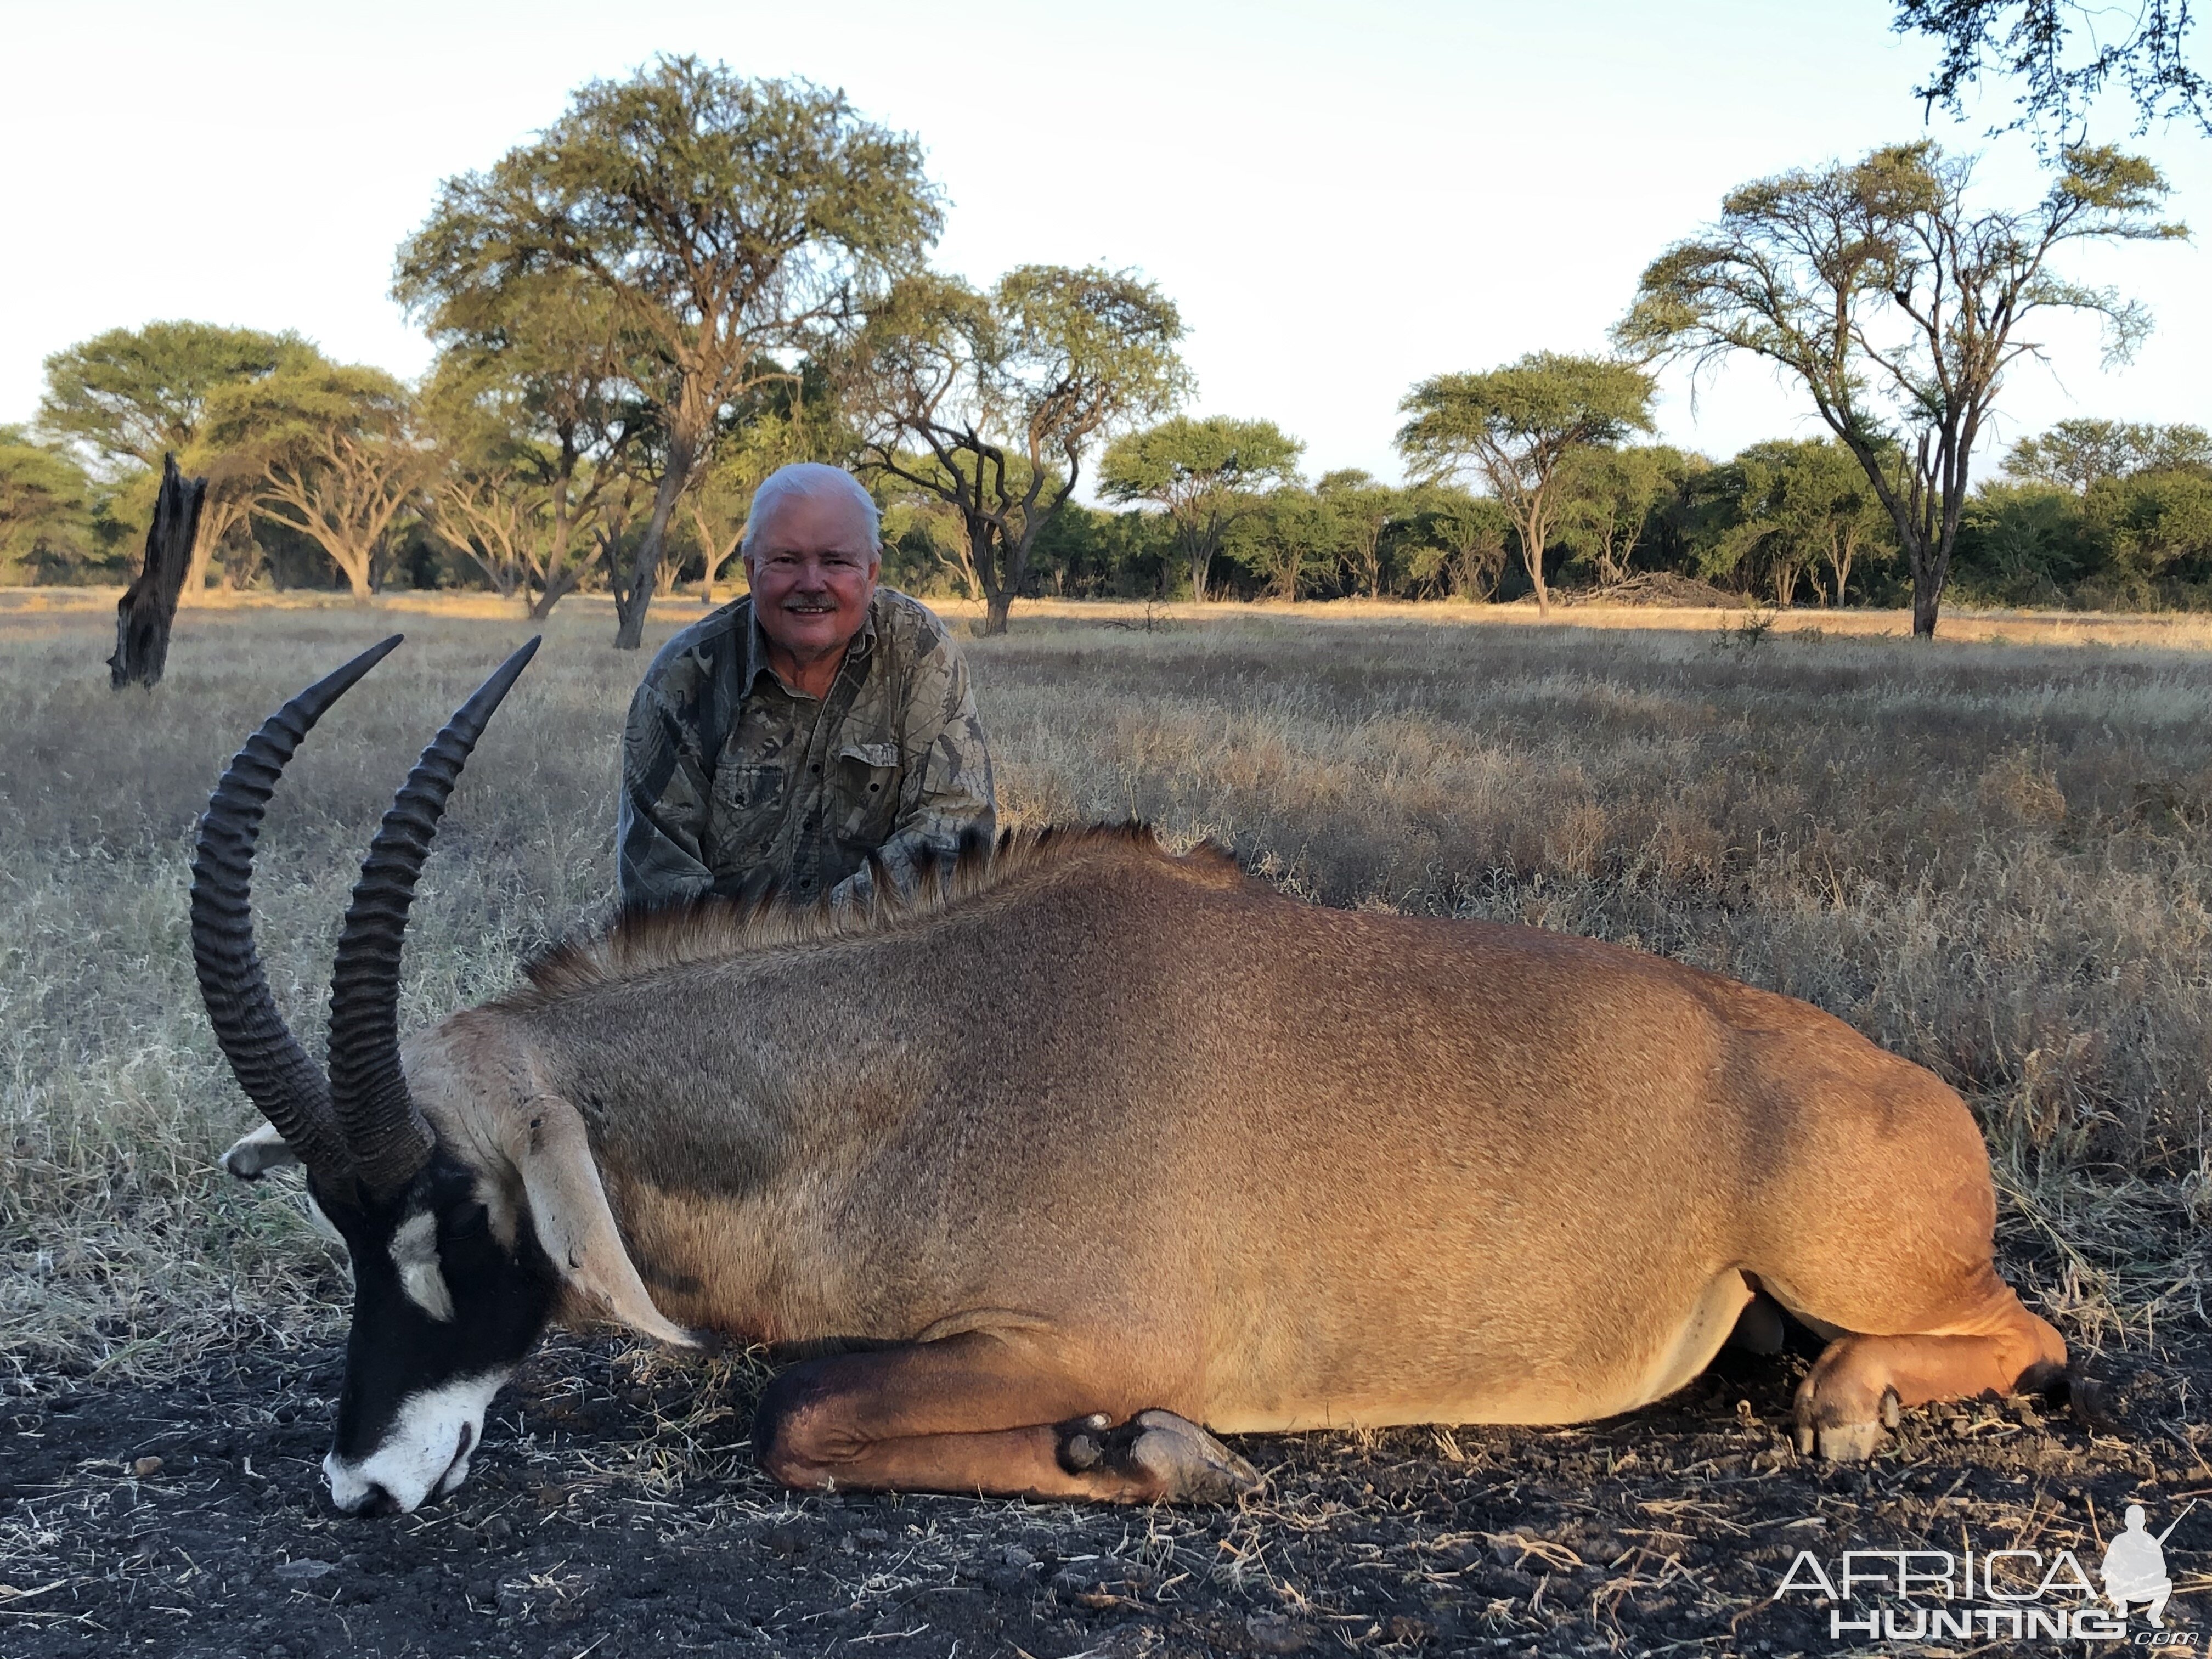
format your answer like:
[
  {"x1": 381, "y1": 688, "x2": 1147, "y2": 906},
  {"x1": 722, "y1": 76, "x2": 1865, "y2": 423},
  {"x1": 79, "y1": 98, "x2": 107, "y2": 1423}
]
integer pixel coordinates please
[{"x1": 199, "y1": 641, "x2": 2065, "y2": 1515}]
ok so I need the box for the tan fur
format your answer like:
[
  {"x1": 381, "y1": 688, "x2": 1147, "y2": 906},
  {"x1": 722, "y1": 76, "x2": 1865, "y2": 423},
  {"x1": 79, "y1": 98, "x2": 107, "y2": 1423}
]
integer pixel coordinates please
[{"x1": 408, "y1": 825, "x2": 2060, "y2": 1496}]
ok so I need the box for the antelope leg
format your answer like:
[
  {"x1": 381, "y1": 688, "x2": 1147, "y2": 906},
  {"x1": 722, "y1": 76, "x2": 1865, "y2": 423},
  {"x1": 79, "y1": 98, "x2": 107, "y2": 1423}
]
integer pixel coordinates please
[
  {"x1": 1792, "y1": 1284, "x2": 2067, "y2": 1460},
  {"x1": 751, "y1": 1331, "x2": 1256, "y2": 1503}
]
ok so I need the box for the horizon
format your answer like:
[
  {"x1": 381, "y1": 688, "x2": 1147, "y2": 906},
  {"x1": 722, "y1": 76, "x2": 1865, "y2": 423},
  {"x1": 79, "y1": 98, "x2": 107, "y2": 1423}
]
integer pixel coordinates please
[{"x1": 4, "y1": 0, "x2": 2208, "y2": 484}]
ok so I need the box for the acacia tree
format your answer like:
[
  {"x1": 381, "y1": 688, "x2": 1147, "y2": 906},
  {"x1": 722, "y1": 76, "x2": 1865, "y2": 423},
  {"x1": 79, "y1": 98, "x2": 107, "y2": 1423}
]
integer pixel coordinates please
[
  {"x1": 411, "y1": 275, "x2": 642, "y2": 617},
  {"x1": 1700, "y1": 439, "x2": 1896, "y2": 606},
  {"x1": 1555, "y1": 445, "x2": 1670, "y2": 587},
  {"x1": 204, "y1": 362, "x2": 428, "y2": 598},
  {"x1": 395, "y1": 57, "x2": 940, "y2": 648},
  {"x1": 1097, "y1": 415, "x2": 1302, "y2": 601},
  {"x1": 1404, "y1": 488, "x2": 1513, "y2": 601},
  {"x1": 0, "y1": 426, "x2": 98, "y2": 582},
  {"x1": 1227, "y1": 487, "x2": 1339, "y2": 602},
  {"x1": 419, "y1": 374, "x2": 543, "y2": 601},
  {"x1": 851, "y1": 265, "x2": 1188, "y2": 634},
  {"x1": 1316, "y1": 469, "x2": 1407, "y2": 599},
  {"x1": 2090, "y1": 465, "x2": 2212, "y2": 588},
  {"x1": 1396, "y1": 353, "x2": 1654, "y2": 617},
  {"x1": 1618, "y1": 142, "x2": 2181, "y2": 636},
  {"x1": 38, "y1": 321, "x2": 309, "y2": 600}
]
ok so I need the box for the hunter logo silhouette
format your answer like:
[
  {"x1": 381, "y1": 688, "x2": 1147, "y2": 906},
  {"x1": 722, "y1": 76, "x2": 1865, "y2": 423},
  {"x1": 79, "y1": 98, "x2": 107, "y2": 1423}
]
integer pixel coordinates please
[{"x1": 2102, "y1": 1501, "x2": 2191, "y2": 1627}]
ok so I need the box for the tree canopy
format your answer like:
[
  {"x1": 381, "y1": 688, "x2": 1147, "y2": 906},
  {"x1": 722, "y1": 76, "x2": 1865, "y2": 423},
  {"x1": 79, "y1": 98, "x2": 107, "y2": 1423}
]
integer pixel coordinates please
[
  {"x1": 1694, "y1": 439, "x2": 1895, "y2": 606},
  {"x1": 395, "y1": 55, "x2": 941, "y2": 646},
  {"x1": 11, "y1": 58, "x2": 2209, "y2": 624},
  {"x1": 37, "y1": 321, "x2": 313, "y2": 600},
  {"x1": 0, "y1": 427, "x2": 99, "y2": 584},
  {"x1": 38, "y1": 321, "x2": 310, "y2": 479},
  {"x1": 2003, "y1": 417, "x2": 2212, "y2": 491},
  {"x1": 1895, "y1": 1, "x2": 2210, "y2": 141}
]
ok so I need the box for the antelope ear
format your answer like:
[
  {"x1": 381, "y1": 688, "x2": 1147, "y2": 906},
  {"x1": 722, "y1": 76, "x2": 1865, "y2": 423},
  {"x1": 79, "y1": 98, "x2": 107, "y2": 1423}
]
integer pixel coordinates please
[
  {"x1": 222, "y1": 1121, "x2": 302, "y2": 1181},
  {"x1": 499, "y1": 1091, "x2": 701, "y2": 1350}
]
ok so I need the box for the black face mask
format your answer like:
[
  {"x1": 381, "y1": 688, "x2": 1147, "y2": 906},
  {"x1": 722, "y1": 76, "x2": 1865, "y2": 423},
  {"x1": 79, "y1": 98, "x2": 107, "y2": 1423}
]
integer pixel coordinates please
[{"x1": 317, "y1": 1150, "x2": 559, "y2": 1502}]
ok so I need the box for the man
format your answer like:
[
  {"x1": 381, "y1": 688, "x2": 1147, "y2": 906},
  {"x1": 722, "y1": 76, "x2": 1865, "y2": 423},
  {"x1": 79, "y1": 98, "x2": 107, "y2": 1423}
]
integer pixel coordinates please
[{"x1": 618, "y1": 462, "x2": 995, "y2": 911}]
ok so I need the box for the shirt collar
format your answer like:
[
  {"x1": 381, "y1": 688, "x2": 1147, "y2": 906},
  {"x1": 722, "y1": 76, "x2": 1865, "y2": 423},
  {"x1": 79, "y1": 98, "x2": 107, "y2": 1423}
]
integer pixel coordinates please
[{"x1": 743, "y1": 589, "x2": 882, "y2": 695}]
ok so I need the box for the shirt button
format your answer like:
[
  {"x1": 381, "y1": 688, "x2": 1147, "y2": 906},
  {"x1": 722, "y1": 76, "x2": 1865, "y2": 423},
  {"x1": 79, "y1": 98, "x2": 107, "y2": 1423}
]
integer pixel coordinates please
[{"x1": 810, "y1": 763, "x2": 821, "y2": 774}]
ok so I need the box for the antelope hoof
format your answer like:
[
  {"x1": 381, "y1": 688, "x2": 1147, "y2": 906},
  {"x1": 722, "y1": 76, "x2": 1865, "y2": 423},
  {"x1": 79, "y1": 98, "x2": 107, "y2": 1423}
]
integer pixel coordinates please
[{"x1": 1058, "y1": 1408, "x2": 1260, "y2": 1503}]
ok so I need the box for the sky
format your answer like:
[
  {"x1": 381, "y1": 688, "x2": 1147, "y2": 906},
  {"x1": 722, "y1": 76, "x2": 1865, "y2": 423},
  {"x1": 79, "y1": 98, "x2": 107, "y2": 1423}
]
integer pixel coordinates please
[{"x1": 3, "y1": 0, "x2": 2207, "y2": 485}]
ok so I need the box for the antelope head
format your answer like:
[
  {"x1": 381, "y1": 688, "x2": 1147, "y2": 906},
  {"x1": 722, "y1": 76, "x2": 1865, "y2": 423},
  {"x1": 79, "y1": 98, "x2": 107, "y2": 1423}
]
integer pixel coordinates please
[{"x1": 192, "y1": 636, "x2": 564, "y2": 1516}]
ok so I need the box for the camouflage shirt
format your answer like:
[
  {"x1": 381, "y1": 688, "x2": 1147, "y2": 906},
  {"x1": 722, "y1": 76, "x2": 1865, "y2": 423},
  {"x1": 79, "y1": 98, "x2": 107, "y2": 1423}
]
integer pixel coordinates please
[{"x1": 618, "y1": 588, "x2": 995, "y2": 911}]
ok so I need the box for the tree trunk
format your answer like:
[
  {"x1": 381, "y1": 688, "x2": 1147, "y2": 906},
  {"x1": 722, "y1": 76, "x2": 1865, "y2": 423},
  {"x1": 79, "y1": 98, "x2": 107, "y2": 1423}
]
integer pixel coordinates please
[
  {"x1": 1911, "y1": 566, "x2": 1943, "y2": 637},
  {"x1": 1828, "y1": 532, "x2": 1855, "y2": 609},
  {"x1": 1517, "y1": 496, "x2": 1552, "y2": 617},
  {"x1": 614, "y1": 457, "x2": 691, "y2": 650},
  {"x1": 1909, "y1": 531, "x2": 1947, "y2": 639},
  {"x1": 528, "y1": 559, "x2": 583, "y2": 622},
  {"x1": 110, "y1": 455, "x2": 205, "y2": 690},
  {"x1": 702, "y1": 518, "x2": 744, "y2": 606},
  {"x1": 1190, "y1": 548, "x2": 1209, "y2": 604},
  {"x1": 1524, "y1": 537, "x2": 1551, "y2": 617},
  {"x1": 176, "y1": 495, "x2": 243, "y2": 608},
  {"x1": 336, "y1": 553, "x2": 374, "y2": 601}
]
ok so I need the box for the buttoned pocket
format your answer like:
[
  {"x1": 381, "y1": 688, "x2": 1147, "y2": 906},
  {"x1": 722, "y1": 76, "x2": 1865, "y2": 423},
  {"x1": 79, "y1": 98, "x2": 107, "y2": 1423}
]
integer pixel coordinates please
[{"x1": 833, "y1": 741, "x2": 902, "y2": 848}]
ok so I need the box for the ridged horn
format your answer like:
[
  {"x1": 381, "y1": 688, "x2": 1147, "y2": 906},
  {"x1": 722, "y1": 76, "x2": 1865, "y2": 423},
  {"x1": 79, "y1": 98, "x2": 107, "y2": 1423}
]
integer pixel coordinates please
[
  {"x1": 326, "y1": 637, "x2": 543, "y2": 1200},
  {"x1": 191, "y1": 635, "x2": 405, "y2": 1190}
]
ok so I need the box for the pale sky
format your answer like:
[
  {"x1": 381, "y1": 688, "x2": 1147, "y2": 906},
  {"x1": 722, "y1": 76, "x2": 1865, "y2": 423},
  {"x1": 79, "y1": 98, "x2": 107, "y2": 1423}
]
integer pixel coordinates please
[{"x1": 3, "y1": 0, "x2": 2207, "y2": 483}]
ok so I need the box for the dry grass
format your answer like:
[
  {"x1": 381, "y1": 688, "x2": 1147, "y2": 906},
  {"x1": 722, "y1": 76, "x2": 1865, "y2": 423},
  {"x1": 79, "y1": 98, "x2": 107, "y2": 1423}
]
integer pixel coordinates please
[{"x1": 3, "y1": 592, "x2": 2209, "y2": 1381}]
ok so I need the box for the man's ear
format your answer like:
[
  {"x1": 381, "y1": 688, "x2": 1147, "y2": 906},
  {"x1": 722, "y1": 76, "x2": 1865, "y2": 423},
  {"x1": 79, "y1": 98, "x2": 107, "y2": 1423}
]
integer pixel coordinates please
[
  {"x1": 496, "y1": 1090, "x2": 701, "y2": 1350},
  {"x1": 222, "y1": 1121, "x2": 302, "y2": 1181}
]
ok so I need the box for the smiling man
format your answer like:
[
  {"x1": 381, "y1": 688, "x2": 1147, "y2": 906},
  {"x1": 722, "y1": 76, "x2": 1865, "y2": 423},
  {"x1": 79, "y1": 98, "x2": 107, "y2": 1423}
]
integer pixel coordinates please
[{"x1": 618, "y1": 463, "x2": 996, "y2": 911}]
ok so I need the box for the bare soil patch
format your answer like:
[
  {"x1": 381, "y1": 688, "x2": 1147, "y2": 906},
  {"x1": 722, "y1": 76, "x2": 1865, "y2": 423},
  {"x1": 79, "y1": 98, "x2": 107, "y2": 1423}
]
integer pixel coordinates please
[{"x1": 4, "y1": 1308, "x2": 2205, "y2": 1658}]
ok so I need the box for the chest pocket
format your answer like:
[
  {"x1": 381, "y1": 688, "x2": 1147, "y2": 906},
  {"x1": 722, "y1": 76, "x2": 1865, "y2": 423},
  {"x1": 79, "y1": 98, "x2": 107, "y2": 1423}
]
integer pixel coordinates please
[
  {"x1": 832, "y1": 741, "x2": 902, "y2": 848},
  {"x1": 708, "y1": 762, "x2": 787, "y2": 857}
]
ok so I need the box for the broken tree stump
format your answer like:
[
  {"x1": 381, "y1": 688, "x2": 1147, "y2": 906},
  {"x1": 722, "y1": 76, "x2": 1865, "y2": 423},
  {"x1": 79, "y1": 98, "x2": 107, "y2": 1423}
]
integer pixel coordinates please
[{"x1": 109, "y1": 453, "x2": 207, "y2": 690}]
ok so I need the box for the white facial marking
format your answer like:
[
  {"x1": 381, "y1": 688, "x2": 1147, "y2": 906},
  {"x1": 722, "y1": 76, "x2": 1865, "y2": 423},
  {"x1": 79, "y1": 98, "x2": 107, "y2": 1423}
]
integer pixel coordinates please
[
  {"x1": 390, "y1": 1212, "x2": 454, "y2": 1322},
  {"x1": 475, "y1": 1174, "x2": 518, "y2": 1252},
  {"x1": 324, "y1": 1369, "x2": 511, "y2": 1514}
]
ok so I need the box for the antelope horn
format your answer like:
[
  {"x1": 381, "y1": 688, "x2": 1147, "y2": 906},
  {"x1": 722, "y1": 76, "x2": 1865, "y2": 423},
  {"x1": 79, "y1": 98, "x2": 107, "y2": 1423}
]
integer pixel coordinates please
[
  {"x1": 191, "y1": 635, "x2": 405, "y2": 1190},
  {"x1": 326, "y1": 638, "x2": 543, "y2": 1201}
]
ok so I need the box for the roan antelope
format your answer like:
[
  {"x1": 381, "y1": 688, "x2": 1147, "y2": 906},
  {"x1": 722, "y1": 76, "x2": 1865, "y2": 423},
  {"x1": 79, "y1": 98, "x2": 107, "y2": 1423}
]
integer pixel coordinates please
[{"x1": 198, "y1": 639, "x2": 2066, "y2": 1515}]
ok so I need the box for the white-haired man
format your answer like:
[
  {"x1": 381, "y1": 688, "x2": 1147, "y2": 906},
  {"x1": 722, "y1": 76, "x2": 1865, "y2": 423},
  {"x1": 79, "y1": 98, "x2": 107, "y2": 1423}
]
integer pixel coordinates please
[{"x1": 618, "y1": 462, "x2": 996, "y2": 910}]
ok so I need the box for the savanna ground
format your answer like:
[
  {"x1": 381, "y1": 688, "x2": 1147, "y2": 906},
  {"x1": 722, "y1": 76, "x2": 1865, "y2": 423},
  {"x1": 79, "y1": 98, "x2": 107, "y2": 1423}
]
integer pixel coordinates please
[{"x1": 5, "y1": 588, "x2": 2212, "y2": 1658}]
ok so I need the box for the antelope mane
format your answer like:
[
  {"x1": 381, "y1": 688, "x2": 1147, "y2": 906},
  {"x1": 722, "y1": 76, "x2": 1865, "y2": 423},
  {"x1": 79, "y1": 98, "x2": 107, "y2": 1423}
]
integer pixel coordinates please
[{"x1": 506, "y1": 823, "x2": 1239, "y2": 1004}]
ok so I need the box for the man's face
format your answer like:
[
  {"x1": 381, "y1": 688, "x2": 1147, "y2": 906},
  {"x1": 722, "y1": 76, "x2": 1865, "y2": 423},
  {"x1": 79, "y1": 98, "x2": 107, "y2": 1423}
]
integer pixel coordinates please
[{"x1": 743, "y1": 489, "x2": 881, "y2": 664}]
